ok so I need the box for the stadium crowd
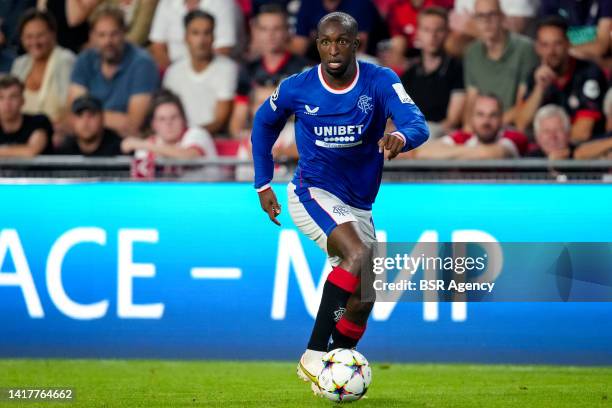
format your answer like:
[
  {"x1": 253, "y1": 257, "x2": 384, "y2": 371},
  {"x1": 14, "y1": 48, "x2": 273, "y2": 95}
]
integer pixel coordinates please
[{"x1": 0, "y1": 0, "x2": 611, "y2": 164}]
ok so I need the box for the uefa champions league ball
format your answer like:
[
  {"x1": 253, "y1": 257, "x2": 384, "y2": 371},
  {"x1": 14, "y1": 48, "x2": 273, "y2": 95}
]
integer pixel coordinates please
[{"x1": 316, "y1": 348, "x2": 372, "y2": 402}]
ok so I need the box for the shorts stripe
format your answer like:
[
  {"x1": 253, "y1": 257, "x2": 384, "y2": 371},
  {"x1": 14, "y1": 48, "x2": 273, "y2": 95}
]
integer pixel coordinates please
[{"x1": 294, "y1": 186, "x2": 338, "y2": 236}]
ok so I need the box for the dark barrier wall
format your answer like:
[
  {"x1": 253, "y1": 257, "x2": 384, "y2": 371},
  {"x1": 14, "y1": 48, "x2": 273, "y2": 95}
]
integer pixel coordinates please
[{"x1": 0, "y1": 182, "x2": 611, "y2": 364}]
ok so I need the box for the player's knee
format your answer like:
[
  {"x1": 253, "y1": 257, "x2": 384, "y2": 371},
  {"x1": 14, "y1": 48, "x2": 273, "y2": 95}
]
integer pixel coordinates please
[{"x1": 343, "y1": 242, "x2": 372, "y2": 273}]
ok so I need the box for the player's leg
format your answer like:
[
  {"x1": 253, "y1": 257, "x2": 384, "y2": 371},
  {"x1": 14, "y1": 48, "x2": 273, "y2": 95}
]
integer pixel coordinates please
[
  {"x1": 287, "y1": 184, "x2": 361, "y2": 383},
  {"x1": 327, "y1": 213, "x2": 376, "y2": 350},
  {"x1": 306, "y1": 221, "x2": 368, "y2": 352}
]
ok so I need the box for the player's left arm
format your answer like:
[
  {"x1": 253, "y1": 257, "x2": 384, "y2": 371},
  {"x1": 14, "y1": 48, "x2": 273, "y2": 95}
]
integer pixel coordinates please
[{"x1": 378, "y1": 68, "x2": 429, "y2": 159}]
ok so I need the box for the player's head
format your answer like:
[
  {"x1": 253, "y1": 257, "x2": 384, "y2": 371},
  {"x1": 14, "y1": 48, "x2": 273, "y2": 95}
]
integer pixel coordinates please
[
  {"x1": 535, "y1": 16, "x2": 569, "y2": 72},
  {"x1": 472, "y1": 93, "x2": 503, "y2": 143},
  {"x1": 316, "y1": 12, "x2": 359, "y2": 78}
]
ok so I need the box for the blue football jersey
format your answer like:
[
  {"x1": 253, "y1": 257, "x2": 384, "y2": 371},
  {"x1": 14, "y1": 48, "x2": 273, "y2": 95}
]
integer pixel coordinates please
[{"x1": 252, "y1": 61, "x2": 429, "y2": 210}]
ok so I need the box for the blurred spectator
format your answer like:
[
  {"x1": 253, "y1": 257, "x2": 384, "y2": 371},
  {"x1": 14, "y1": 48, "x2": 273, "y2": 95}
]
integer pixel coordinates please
[
  {"x1": 384, "y1": 0, "x2": 447, "y2": 72},
  {"x1": 121, "y1": 90, "x2": 217, "y2": 158},
  {"x1": 540, "y1": 0, "x2": 612, "y2": 61},
  {"x1": 414, "y1": 93, "x2": 528, "y2": 159},
  {"x1": 574, "y1": 133, "x2": 612, "y2": 159},
  {"x1": 291, "y1": 0, "x2": 378, "y2": 58},
  {"x1": 0, "y1": 0, "x2": 36, "y2": 49},
  {"x1": 106, "y1": 0, "x2": 159, "y2": 46},
  {"x1": 605, "y1": 86, "x2": 612, "y2": 133},
  {"x1": 56, "y1": 94, "x2": 122, "y2": 155},
  {"x1": 230, "y1": 4, "x2": 307, "y2": 139},
  {"x1": 527, "y1": 104, "x2": 573, "y2": 158},
  {"x1": 401, "y1": 7, "x2": 465, "y2": 139},
  {"x1": 446, "y1": 0, "x2": 540, "y2": 56},
  {"x1": 38, "y1": 0, "x2": 94, "y2": 53},
  {"x1": 0, "y1": 75, "x2": 53, "y2": 156},
  {"x1": 464, "y1": 0, "x2": 538, "y2": 126},
  {"x1": 516, "y1": 16, "x2": 607, "y2": 142},
  {"x1": 68, "y1": 5, "x2": 159, "y2": 137},
  {"x1": 0, "y1": 38, "x2": 16, "y2": 74},
  {"x1": 163, "y1": 11, "x2": 237, "y2": 135},
  {"x1": 149, "y1": 0, "x2": 239, "y2": 70},
  {"x1": 11, "y1": 9, "x2": 75, "y2": 126}
]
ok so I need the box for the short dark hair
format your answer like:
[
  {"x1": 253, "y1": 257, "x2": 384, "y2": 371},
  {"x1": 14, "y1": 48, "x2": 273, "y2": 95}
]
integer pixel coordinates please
[
  {"x1": 89, "y1": 4, "x2": 126, "y2": 31},
  {"x1": 476, "y1": 92, "x2": 504, "y2": 113},
  {"x1": 0, "y1": 75, "x2": 24, "y2": 92},
  {"x1": 184, "y1": 10, "x2": 215, "y2": 30},
  {"x1": 317, "y1": 12, "x2": 358, "y2": 38},
  {"x1": 141, "y1": 89, "x2": 188, "y2": 133},
  {"x1": 18, "y1": 8, "x2": 57, "y2": 36},
  {"x1": 257, "y1": 3, "x2": 288, "y2": 18},
  {"x1": 419, "y1": 6, "x2": 449, "y2": 25},
  {"x1": 536, "y1": 15, "x2": 569, "y2": 38}
]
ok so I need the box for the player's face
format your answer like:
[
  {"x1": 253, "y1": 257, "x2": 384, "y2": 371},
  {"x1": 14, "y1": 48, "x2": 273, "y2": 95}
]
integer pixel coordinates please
[
  {"x1": 255, "y1": 13, "x2": 289, "y2": 55},
  {"x1": 536, "y1": 26, "x2": 569, "y2": 72},
  {"x1": 186, "y1": 18, "x2": 214, "y2": 61},
  {"x1": 417, "y1": 15, "x2": 447, "y2": 54},
  {"x1": 152, "y1": 103, "x2": 186, "y2": 144},
  {"x1": 73, "y1": 111, "x2": 104, "y2": 141},
  {"x1": 91, "y1": 17, "x2": 125, "y2": 64},
  {"x1": 21, "y1": 19, "x2": 56, "y2": 61},
  {"x1": 317, "y1": 22, "x2": 358, "y2": 77},
  {"x1": 472, "y1": 97, "x2": 502, "y2": 143},
  {"x1": 535, "y1": 115, "x2": 569, "y2": 154},
  {"x1": 0, "y1": 85, "x2": 24, "y2": 121}
]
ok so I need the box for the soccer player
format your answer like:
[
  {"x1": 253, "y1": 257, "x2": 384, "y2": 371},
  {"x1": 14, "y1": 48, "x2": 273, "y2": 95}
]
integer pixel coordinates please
[{"x1": 251, "y1": 12, "x2": 429, "y2": 391}]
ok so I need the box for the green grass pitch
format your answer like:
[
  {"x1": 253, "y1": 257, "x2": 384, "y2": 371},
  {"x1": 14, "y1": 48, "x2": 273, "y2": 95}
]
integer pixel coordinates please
[{"x1": 0, "y1": 359, "x2": 610, "y2": 407}]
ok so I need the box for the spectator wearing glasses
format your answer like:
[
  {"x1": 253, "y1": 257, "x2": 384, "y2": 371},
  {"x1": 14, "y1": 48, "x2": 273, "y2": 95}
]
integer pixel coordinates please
[{"x1": 463, "y1": 0, "x2": 538, "y2": 127}]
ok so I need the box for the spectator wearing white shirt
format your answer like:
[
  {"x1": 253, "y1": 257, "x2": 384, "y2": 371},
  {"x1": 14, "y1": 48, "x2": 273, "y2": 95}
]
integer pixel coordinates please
[
  {"x1": 149, "y1": 0, "x2": 238, "y2": 70},
  {"x1": 163, "y1": 10, "x2": 237, "y2": 135}
]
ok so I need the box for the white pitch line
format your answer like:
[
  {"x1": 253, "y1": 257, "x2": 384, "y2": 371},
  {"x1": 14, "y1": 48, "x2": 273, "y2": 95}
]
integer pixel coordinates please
[{"x1": 190, "y1": 268, "x2": 242, "y2": 279}]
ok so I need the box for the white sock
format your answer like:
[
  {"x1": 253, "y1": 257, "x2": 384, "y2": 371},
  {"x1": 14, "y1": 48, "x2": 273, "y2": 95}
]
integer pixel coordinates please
[{"x1": 303, "y1": 349, "x2": 326, "y2": 366}]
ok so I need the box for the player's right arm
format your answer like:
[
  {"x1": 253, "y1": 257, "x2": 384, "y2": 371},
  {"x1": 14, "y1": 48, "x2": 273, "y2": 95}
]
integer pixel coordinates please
[{"x1": 251, "y1": 77, "x2": 295, "y2": 225}]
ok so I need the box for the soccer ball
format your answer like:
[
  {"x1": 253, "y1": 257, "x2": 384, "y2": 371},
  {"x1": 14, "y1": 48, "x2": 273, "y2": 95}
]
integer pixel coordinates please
[{"x1": 316, "y1": 348, "x2": 372, "y2": 402}]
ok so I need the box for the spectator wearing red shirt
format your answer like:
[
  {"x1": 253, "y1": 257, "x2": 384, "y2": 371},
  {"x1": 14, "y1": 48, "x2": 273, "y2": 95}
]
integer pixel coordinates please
[{"x1": 414, "y1": 93, "x2": 528, "y2": 159}]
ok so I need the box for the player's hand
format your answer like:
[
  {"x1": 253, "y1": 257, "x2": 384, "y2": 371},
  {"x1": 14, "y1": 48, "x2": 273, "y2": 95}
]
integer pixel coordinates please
[
  {"x1": 258, "y1": 187, "x2": 281, "y2": 226},
  {"x1": 378, "y1": 133, "x2": 405, "y2": 160}
]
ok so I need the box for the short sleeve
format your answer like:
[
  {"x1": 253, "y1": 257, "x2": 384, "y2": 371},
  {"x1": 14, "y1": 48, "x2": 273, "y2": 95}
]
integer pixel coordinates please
[
  {"x1": 216, "y1": 59, "x2": 238, "y2": 101},
  {"x1": 70, "y1": 51, "x2": 92, "y2": 86},
  {"x1": 181, "y1": 127, "x2": 217, "y2": 157},
  {"x1": 577, "y1": 66, "x2": 607, "y2": 113},
  {"x1": 518, "y1": 40, "x2": 539, "y2": 86},
  {"x1": 129, "y1": 55, "x2": 160, "y2": 95}
]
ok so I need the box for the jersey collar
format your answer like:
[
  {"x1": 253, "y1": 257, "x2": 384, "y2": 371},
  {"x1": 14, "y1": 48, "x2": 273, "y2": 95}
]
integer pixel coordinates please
[{"x1": 317, "y1": 61, "x2": 360, "y2": 94}]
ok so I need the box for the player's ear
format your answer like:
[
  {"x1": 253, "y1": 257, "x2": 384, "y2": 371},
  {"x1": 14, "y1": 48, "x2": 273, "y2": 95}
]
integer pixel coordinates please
[{"x1": 353, "y1": 38, "x2": 360, "y2": 51}]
